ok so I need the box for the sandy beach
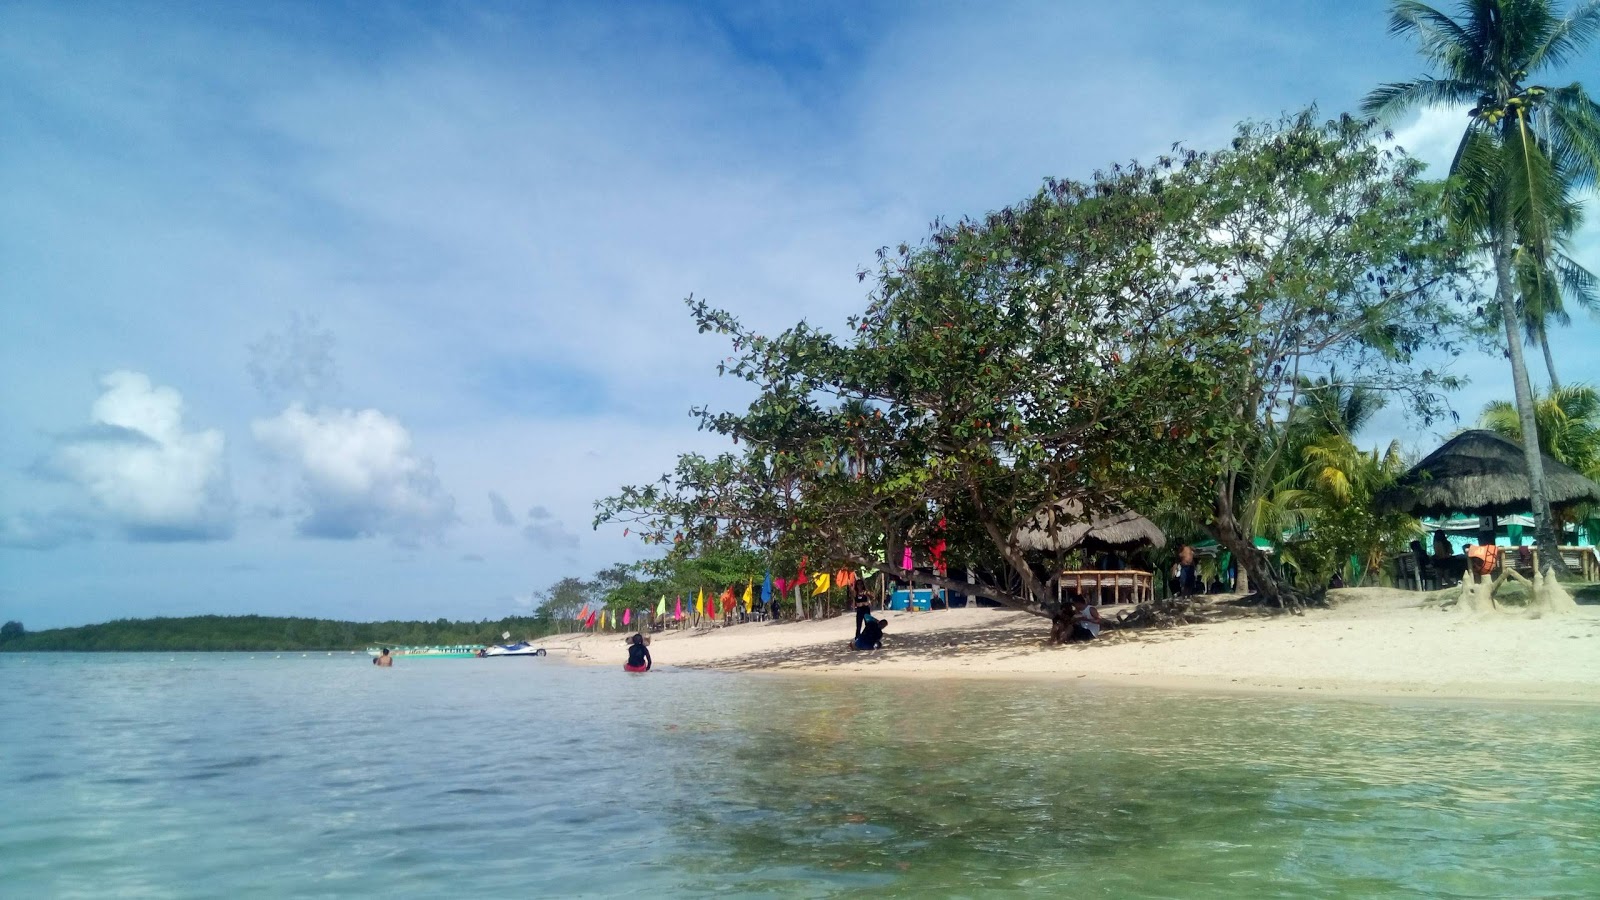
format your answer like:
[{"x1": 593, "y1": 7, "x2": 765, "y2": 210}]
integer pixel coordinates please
[{"x1": 537, "y1": 588, "x2": 1600, "y2": 703}]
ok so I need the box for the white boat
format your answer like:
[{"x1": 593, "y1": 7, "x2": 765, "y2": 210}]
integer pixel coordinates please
[{"x1": 481, "y1": 641, "x2": 546, "y2": 658}]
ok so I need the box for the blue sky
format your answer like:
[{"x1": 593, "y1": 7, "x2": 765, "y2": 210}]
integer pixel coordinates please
[{"x1": 2, "y1": 1, "x2": 1597, "y2": 628}]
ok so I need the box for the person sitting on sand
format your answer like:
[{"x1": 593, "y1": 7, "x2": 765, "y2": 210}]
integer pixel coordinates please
[
  {"x1": 854, "y1": 616, "x2": 887, "y2": 651},
  {"x1": 1067, "y1": 595, "x2": 1102, "y2": 643},
  {"x1": 624, "y1": 633, "x2": 652, "y2": 672},
  {"x1": 374, "y1": 648, "x2": 393, "y2": 667}
]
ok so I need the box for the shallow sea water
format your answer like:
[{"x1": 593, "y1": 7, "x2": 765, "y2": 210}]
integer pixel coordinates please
[{"x1": 1, "y1": 653, "x2": 1597, "y2": 898}]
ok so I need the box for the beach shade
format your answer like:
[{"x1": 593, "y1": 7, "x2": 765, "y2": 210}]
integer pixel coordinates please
[
  {"x1": 1376, "y1": 429, "x2": 1600, "y2": 519},
  {"x1": 1010, "y1": 499, "x2": 1167, "y2": 553}
]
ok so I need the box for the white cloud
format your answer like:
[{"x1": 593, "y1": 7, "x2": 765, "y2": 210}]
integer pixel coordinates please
[
  {"x1": 1387, "y1": 104, "x2": 1470, "y2": 175},
  {"x1": 40, "y1": 370, "x2": 234, "y2": 541},
  {"x1": 252, "y1": 403, "x2": 455, "y2": 544}
]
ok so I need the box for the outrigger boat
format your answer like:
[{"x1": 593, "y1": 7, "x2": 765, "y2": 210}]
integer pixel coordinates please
[{"x1": 365, "y1": 644, "x2": 483, "y2": 659}]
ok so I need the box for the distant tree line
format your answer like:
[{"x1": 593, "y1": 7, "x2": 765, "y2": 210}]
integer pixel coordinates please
[{"x1": 0, "y1": 614, "x2": 551, "y2": 653}]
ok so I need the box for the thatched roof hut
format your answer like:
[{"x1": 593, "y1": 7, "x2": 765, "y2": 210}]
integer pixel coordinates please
[
  {"x1": 1011, "y1": 499, "x2": 1167, "y2": 553},
  {"x1": 1376, "y1": 429, "x2": 1600, "y2": 518}
]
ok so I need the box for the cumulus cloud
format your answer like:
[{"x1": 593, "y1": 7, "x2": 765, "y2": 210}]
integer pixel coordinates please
[
  {"x1": 488, "y1": 491, "x2": 516, "y2": 526},
  {"x1": 32, "y1": 371, "x2": 234, "y2": 542},
  {"x1": 523, "y1": 504, "x2": 579, "y2": 551},
  {"x1": 252, "y1": 403, "x2": 456, "y2": 544}
]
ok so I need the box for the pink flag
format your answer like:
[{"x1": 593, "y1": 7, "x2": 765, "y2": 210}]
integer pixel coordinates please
[
  {"x1": 674, "y1": 596, "x2": 683, "y2": 620},
  {"x1": 774, "y1": 577, "x2": 788, "y2": 594},
  {"x1": 623, "y1": 608, "x2": 632, "y2": 626},
  {"x1": 902, "y1": 545, "x2": 914, "y2": 570}
]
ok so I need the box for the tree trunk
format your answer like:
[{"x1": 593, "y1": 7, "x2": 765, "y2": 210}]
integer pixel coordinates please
[
  {"x1": 1213, "y1": 477, "x2": 1305, "y2": 611},
  {"x1": 1493, "y1": 222, "x2": 1568, "y2": 575},
  {"x1": 1539, "y1": 324, "x2": 1562, "y2": 393}
]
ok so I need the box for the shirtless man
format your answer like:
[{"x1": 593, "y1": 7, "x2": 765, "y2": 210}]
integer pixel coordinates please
[
  {"x1": 374, "y1": 648, "x2": 394, "y2": 667},
  {"x1": 1177, "y1": 544, "x2": 1198, "y2": 596}
]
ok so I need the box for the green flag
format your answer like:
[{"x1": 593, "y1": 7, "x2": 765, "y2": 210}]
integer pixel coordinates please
[{"x1": 656, "y1": 595, "x2": 666, "y2": 616}]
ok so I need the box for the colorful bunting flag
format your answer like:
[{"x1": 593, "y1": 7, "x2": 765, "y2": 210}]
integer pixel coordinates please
[{"x1": 813, "y1": 572, "x2": 831, "y2": 595}]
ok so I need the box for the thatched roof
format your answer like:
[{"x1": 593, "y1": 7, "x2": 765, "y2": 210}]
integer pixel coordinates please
[
  {"x1": 1011, "y1": 499, "x2": 1167, "y2": 552},
  {"x1": 1376, "y1": 429, "x2": 1600, "y2": 518}
]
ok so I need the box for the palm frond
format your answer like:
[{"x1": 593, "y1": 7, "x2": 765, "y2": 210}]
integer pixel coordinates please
[
  {"x1": 1542, "y1": 83, "x2": 1600, "y2": 188},
  {"x1": 1527, "y1": 0, "x2": 1600, "y2": 71},
  {"x1": 1362, "y1": 78, "x2": 1479, "y2": 121}
]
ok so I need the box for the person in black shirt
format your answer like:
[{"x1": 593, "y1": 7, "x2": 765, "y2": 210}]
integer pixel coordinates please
[
  {"x1": 854, "y1": 592, "x2": 873, "y2": 639},
  {"x1": 624, "y1": 634, "x2": 652, "y2": 672},
  {"x1": 854, "y1": 617, "x2": 888, "y2": 651}
]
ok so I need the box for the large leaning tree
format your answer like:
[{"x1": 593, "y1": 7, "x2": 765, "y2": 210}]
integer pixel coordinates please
[{"x1": 598, "y1": 112, "x2": 1476, "y2": 625}]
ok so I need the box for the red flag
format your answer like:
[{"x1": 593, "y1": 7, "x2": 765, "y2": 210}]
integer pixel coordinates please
[{"x1": 709, "y1": 591, "x2": 720, "y2": 617}]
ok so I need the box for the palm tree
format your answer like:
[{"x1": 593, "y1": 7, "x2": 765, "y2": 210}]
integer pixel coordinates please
[
  {"x1": 1480, "y1": 383, "x2": 1600, "y2": 475},
  {"x1": 1363, "y1": 0, "x2": 1600, "y2": 574},
  {"x1": 1511, "y1": 206, "x2": 1600, "y2": 390},
  {"x1": 1481, "y1": 383, "x2": 1600, "y2": 538}
]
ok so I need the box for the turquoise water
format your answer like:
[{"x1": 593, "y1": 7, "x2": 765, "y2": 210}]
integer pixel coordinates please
[{"x1": 2, "y1": 654, "x2": 1597, "y2": 898}]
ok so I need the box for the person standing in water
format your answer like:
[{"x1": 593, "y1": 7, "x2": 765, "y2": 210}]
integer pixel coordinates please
[
  {"x1": 373, "y1": 648, "x2": 393, "y2": 667},
  {"x1": 624, "y1": 634, "x2": 652, "y2": 672}
]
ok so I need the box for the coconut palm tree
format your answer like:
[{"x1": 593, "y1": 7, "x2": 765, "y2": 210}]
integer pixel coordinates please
[
  {"x1": 1363, "y1": 0, "x2": 1600, "y2": 574},
  {"x1": 1512, "y1": 209, "x2": 1600, "y2": 390}
]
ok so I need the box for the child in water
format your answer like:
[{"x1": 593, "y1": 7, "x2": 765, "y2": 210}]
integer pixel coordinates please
[{"x1": 624, "y1": 634, "x2": 652, "y2": 673}]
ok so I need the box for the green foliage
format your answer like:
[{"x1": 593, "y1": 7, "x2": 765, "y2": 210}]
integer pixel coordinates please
[
  {"x1": 1364, "y1": 0, "x2": 1600, "y2": 571},
  {"x1": 600, "y1": 111, "x2": 1475, "y2": 614},
  {"x1": 0, "y1": 614, "x2": 549, "y2": 653},
  {"x1": 0, "y1": 620, "x2": 23, "y2": 641}
]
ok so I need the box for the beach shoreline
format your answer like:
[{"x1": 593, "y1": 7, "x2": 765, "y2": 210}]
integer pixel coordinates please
[{"x1": 537, "y1": 587, "x2": 1600, "y2": 705}]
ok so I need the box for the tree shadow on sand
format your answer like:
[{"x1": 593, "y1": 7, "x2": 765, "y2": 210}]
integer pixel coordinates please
[{"x1": 681, "y1": 617, "x2": 1178, "y2": 672}]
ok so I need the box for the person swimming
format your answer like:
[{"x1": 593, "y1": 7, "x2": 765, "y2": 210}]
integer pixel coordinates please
[
  {"x1": 624, "y1": 633, "x2": 652, "y2": 672},
  {"x1": 373, "y1": 648, "x2": 393, "y2": 667}
]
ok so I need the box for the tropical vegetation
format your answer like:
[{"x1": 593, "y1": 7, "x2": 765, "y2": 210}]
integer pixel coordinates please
[
  {"x1": 597, "y1": 111, "x2": 1477, "y2": 625},
  {"x1": 1363, "y1": 0, "x2": 1600, "y2": 573}
]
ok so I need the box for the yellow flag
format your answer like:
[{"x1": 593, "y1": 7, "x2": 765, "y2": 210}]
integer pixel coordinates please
[
  {"x1": 656, "y1": 595, "x2": 667, "y2": 616},
  {"x1": 695, "y1": 588, "x2": 705, "y2": 615},
  {"x1": 743, "y1": 580, "x2": 754, "y2": 612},
  {"x1": 813, "y1": 572, "x2": 831, "y2": 595}
]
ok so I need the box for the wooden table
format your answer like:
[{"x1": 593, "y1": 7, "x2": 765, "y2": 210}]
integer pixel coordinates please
[{"x1": 1056, "y1": 570, "x2": 1154, "y2": 606}]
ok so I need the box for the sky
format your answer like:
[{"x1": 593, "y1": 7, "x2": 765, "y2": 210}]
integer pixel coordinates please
[{"x1": 2, "y1": 0, "x2": 1597, "y2": 629}]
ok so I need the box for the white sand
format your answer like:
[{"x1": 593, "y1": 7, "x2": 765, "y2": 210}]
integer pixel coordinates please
[{"x1": 536, "y1": 587, "x2": 1600, "y2": 703}]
